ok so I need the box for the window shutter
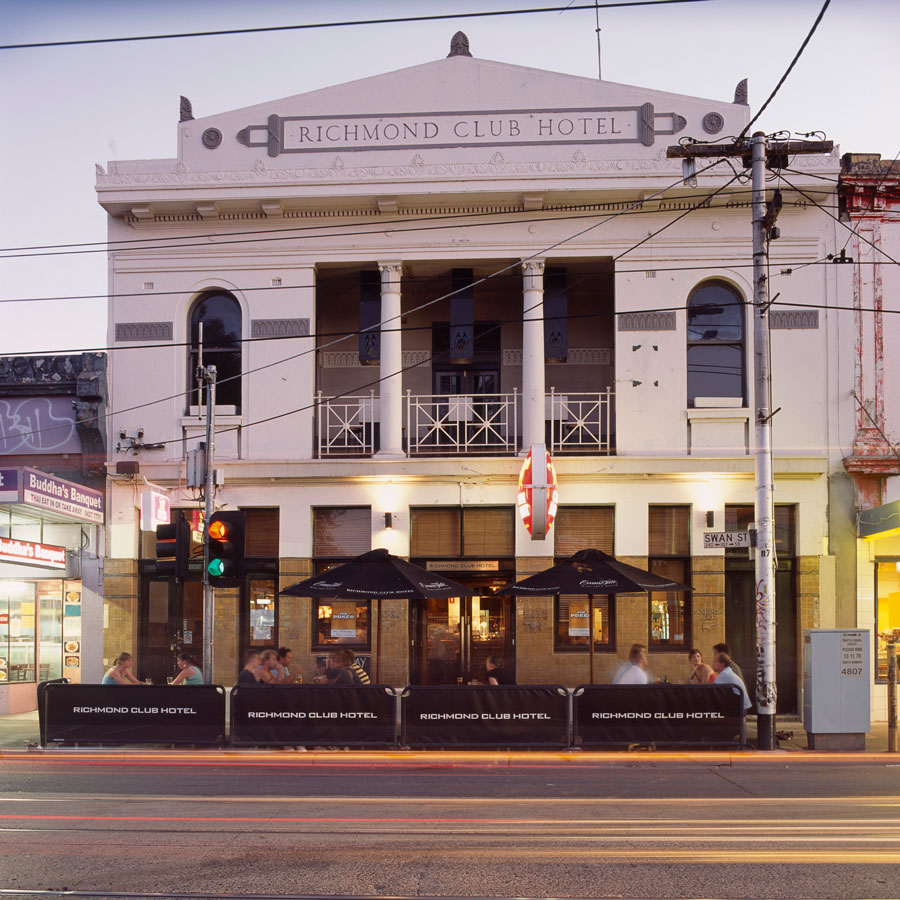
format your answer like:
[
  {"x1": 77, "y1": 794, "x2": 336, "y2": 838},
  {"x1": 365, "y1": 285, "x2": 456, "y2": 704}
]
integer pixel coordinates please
[
  {"x1": 410, "y1": 508, "x2": 461, "y2": 558},
  {"x1": 358, "y1": 270, "x2": 381, "y2": 365},
  {"x1": 449, "y1": 268, "x2": 474, "y2": 364},
  {"x1": 544, "y1": 267, "x2": 568, "y2": 362},
  {"x1": 244, "y1": 508, "x2": 280, "y2": 558},
  {"x1": 554, "y1": 507, "x2": 614, "y2": 556},
  {"x1": 313, "y1": 507, "x2": 371, "y2": 558},
  {"x1": 463, "y1": 508, "x2": 514, "y2": 557},
  {"x1": 648, "y1": 506, "x2": 690, "y2": 556}
]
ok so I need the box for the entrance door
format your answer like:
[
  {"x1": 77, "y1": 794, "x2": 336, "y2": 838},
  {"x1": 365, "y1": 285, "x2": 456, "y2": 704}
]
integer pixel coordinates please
[
  {"x1": 414, "y1": 588, "x2": 514, "y2": 685},
  {"x1": 725, "y1": 560, "x2": 798, "y2": 714},
  {"x1": 139, "y1": 578, "x2": 204, "y2": 683}
]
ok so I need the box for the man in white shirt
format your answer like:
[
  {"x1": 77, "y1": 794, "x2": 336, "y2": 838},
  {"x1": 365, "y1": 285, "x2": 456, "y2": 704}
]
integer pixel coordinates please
[
  {"x1": 712, "y1": 652, "x2": 752, "y2": 710},
  {"x1": 615, "y1": 643, "x2": 649, "y2": 684}
]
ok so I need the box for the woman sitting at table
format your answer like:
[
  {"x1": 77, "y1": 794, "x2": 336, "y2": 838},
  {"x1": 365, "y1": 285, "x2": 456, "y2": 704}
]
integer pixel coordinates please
[
  {"x1": 170, "y1": 652, "x2": 204, "y2": 685},
  {"x1": 685, "y1": 648, "x2": 715, "y2": 684},
  {"x1": 101, "y1": 652, "x2": 146, "y2": 685}
]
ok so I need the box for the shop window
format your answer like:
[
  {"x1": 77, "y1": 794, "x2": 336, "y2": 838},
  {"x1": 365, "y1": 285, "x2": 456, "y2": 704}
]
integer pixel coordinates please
[
  {"x1": 410, "y1": 507, "x2": 514, "y2": 558},
  {"x1": 687, "y1": 281, "x2": 746, "y2": 407},
  {"x1": 0, "y1": 582, "x2": 37, "y2": 683},
  {"x1": 313, "y1": 507, "x2": 371, "y2": 558},
  {"x1": 188, "y1": 290, "x2": 242, "y2": 413},
  {"x1": 554, "y1": 506, "x2": 614, "y2": 556},
  {"x1": 554, "y1": 595, "x2": 612, "y2": 652},
  {"x1": 649, "y1": 506, "x2": 690, "y2": 649},
  {"x1": 313, "y1": 599, "x2": 371, "y2": 651},
  {"x1": 876, "y1": 560, "x2": 900, "y2": 682}
]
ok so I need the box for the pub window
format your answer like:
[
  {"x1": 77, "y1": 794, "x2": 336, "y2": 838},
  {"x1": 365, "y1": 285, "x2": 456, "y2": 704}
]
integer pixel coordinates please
[
  {"x1": 554, "y1": 595, "x2": 613, "y2": 652},
  {"x1": 242, "y1": 509, "x2": 280, "y2": 651},
  {"x1": 312, "y1": 599, "x2": 371, "y2": 651},
  {"x1": 410, "y1": 507, "x2": 514, "y2": 559},
  {"x1": 554, "y1": 506, "x2": 614, "y2": 556},
  {"x1": 554, "y1": 506, "x2": 615, "y2": 651},
  {"x1": 311, "y1": 507, "x2": 372, "y2": 651},
  {"x1": 313, "y1": 507, "x2": 371, "y2": 558},
  {"x1": 724, "y1": 505, "x2": 795, "y2": 556},
  {"x1": 188, "y1": 290, "x2": 242, "y2": 413},
  {"x1": 648, "y1": 506, "x2": 691, "y2": 649},
  {"x1": 686, "y1": 280, "x2": 746, "y2": 407},
  {"x1": 876, "y1": 560, "x2": 900, "y2": 682}
]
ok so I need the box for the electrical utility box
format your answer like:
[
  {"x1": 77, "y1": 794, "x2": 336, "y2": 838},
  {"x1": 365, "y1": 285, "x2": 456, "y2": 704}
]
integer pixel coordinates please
[{"x1": 802, "y1": 629, "x2": 870, "y2": 750}]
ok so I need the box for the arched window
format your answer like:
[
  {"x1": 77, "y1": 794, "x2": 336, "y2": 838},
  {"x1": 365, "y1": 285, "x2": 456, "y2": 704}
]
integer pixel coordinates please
[
  {"x1": 189, "y1": 291, "x2": 242, "y2": 412},
  {"x1": 686, "y1": 281, "x2": 745, "y2": 407}
]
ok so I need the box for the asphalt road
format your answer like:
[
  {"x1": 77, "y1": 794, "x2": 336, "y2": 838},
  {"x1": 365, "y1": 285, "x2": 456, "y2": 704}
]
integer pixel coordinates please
[{"x1": 1, "y1": 750, "x2": 899, "y2": 900}]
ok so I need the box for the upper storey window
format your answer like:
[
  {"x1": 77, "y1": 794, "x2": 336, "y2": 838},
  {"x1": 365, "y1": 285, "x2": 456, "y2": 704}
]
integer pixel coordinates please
[
  {"x1": 189, "y1": 291, "x2": 242, "y2": 412},
  {"x1": 686, "y1": 281, "x2": 746, "y2": 407}
]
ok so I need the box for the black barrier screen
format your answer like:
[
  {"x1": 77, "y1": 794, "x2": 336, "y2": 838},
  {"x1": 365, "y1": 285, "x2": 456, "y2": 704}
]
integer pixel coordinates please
[
  {"x1": 574, "y1": 684, "x2": 745, "y2": 746},
  {"x1": 43, "y1": 684, "x2": 226, "y2": 746},
  {"x1": 230, "y1": 685, "x2": 396, "y2": 746},
  {"x1": 402, "y1": 685, "x2": 569, "y2": 747}
]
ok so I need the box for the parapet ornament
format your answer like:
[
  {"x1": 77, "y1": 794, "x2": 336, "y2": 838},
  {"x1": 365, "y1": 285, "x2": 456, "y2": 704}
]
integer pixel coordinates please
[
  {"x1": 617, "y1": 312, "x2": 676, "y2": 331},
  {"x1": 448, "y1": 31, "x2": 472, "y2": 58},
  {"x1": 251, "y1": 318, "x2": 310, "y2": 338},
  {"x1": 115, "y1": 322, "x2": 174, "y2": 342}
]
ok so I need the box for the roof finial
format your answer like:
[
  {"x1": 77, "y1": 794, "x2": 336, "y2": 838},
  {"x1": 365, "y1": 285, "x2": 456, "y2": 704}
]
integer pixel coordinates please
[
  {"x1": 447, "y1": 31, "x2": 472, "y2": 58},
  {"x1": 179, "y1": 96, "x2": 194, "y2": 122},
  {"x1": 733, "y1": 79, "x2": 748, "y2": 105}
]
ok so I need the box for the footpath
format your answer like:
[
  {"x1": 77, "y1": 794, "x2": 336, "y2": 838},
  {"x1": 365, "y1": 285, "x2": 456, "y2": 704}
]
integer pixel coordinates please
[{"x1": 0, "y1": 708, "x2": 895, "y2": 754}]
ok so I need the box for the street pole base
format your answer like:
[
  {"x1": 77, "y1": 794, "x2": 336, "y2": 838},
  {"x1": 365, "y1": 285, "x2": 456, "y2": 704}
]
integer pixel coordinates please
[{"x1": 757, "y1": 712, "x2": 777, "y2": 751}]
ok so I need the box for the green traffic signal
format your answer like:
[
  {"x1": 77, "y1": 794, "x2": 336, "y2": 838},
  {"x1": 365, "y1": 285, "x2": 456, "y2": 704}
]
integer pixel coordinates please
[{"x1": 207, "y1": 558, "x2": 226, "y2": 577}]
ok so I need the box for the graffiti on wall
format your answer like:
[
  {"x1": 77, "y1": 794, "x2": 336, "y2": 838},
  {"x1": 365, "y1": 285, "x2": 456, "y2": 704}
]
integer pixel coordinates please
[{"x1": 0, "y1": 398, "x2": 80, "y2": 454}]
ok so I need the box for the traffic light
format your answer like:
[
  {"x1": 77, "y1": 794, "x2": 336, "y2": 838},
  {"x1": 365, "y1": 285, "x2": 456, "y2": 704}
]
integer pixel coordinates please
[
  {"x1": 155, "y1": 511, "x2": 190, "y2": 578},
  {"x1": 206, "y1": 510, "x2": 245, "y2": 587}
]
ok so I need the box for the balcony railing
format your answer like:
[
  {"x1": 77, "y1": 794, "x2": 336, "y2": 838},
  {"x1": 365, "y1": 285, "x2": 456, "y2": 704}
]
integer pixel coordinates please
[
  {"x1": 406, "y1": 390, "x2": 518, "y2": 456},
  {"x1": 315, "y1": 388, "x2": 615, "y2": 458},
  {"x1": 316, "y1": 391, "x2": 378, "y2": 457},
  {"x1": 545, "y1": 388, "x2": 614, "y2": 455}
]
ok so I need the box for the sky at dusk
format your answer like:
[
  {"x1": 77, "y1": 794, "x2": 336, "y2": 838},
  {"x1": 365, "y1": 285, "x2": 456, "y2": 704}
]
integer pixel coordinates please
[{"x1": 1, "y1": 0, "x2": 898, "y2": 356}]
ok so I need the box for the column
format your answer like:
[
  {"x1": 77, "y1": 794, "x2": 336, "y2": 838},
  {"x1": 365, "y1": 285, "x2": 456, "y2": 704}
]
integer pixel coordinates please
[
  {"x1": 376, "y1": 261, "x2": 405, "y2": 458},
  {"x1": 521, "y1": 259, "x2": 546, "y2": 450}
]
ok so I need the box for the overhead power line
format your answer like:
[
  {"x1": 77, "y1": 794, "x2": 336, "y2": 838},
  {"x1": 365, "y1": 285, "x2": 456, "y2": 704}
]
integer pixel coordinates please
[
  {"x1": 736, "y1": 0, "x2": 831, "y2": 142},
  {"x1": 1, "y1": 1, "x2": 713, "y2": 51}
]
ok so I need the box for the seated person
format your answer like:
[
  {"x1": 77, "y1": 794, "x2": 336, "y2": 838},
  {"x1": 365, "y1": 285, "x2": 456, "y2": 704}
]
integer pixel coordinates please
[
  {"x1": 341, "y1": 649, "x2": 370, "y2": 685},
  {"x1": 485, "y1": 655, "x2": 516, "y2": 685},
  {"x1": 254, "y1": 649, "x2": 280, "y2": 685},
  {"x1": 685, "y1": 648, "x2": 715, "y2": 684},
  {"x1": 238, "y1": 650, "x2": 261, "y2": 684},
  {"x1": 313, "y1": 651, "x2": 354, "y2": 685},
  {"x1": 170, "y1": 652, "x2": 204, "y2": 685},
  {"x1": 101, "y1": 652, "x2": 146, "y2": 685},
  {"x1": 712, "y1": 652, "x2": 752, "y2": 711},
  {"x1": 276, "y1": 647, "x2": 296, "y2": 684}
]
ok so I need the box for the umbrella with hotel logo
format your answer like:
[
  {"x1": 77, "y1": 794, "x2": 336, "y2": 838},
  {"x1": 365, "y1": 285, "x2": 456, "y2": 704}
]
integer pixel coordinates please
[
  {"x1": 496, "y1": 548, "x2": 690, "y2": 683},
  {"x1": 281, "y1": 548, "x2": 476, "y2": 682}
]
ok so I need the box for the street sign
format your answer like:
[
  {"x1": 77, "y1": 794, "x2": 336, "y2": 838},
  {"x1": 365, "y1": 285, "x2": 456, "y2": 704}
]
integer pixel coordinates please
[{"x1": 703, "y1": 531, "x2": 753, "y2": 549}]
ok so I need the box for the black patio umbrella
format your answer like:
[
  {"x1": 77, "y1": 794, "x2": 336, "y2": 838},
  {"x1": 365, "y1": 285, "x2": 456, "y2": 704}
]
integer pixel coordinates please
[
  {"x1": 496, "y1": 548, "x2": 691, "y2": 683},
  {"x1": 280, "y1": 548, "x2": 476, "y2": 682}
]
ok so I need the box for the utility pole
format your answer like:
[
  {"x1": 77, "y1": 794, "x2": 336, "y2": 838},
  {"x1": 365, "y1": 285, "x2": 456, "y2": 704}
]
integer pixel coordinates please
[
  {"x1": 667, "y1": 135, "x2": 832, "y2": 750},
  {"x1": 201, "y1": 364, "x2": 217, "y2": 685}
]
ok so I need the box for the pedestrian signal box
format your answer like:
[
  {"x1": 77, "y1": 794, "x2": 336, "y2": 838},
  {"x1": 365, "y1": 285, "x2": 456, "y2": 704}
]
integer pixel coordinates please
[{"x1": 206, "y1": 510, "x2": 245, "y2": 587}]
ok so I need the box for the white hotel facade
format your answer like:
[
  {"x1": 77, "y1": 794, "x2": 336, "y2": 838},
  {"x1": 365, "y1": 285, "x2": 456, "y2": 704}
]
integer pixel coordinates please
[{"x1": 96, "y1": 35, "x2": 878, "y2": 716}]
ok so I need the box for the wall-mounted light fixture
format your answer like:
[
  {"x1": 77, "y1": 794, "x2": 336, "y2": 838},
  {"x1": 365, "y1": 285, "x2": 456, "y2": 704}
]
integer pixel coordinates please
[
  {"x1": 384, "y1": 512, "x2": 393, "y2": 529},
  {"x1": 706, "y1": 510, "x2": 715, "y2": 528}
]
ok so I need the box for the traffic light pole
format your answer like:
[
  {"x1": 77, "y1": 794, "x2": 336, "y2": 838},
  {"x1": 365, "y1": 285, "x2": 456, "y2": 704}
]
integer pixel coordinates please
[
  {"x1": 666, "y1": 134, "x2": 832, "y2": 750},
  {"x1": 201, "y1": 365, "x2": 217, "y2": 685}
]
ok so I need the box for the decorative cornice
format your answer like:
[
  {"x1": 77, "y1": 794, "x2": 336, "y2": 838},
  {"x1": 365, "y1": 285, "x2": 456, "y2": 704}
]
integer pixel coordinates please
[
  {"x1": 321, "y1": 350, "x2": 430, "y2": 368},
  {"x1": 250, "y1": 318, "x2": 310, "y2": 339},
  {"x1": 618, "y1": 312, "x2": 676, "y2": 331},
  {"x1": 115, "y1": 322, "x2": 174, "y2": 342},
  {"x1": 502, "y1": 347, "x2": 609, "y2": 366},
  {"x1": 770, "y1": 310, "x2": 819, "y2": 330},
  {"x1": 0, "y1": 352, "x2": 106, "y2": 395}
]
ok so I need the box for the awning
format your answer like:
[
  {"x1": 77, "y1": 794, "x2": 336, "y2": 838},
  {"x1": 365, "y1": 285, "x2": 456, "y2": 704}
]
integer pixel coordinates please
[{"x1": 859, "y1": 498, "x2": 900, "y2": 540}]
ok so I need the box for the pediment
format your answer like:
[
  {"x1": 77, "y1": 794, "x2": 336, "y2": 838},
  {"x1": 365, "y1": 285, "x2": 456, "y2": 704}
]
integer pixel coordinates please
[{"x1": 177, "y1": 55, "x2": 746, "y2": 171}]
